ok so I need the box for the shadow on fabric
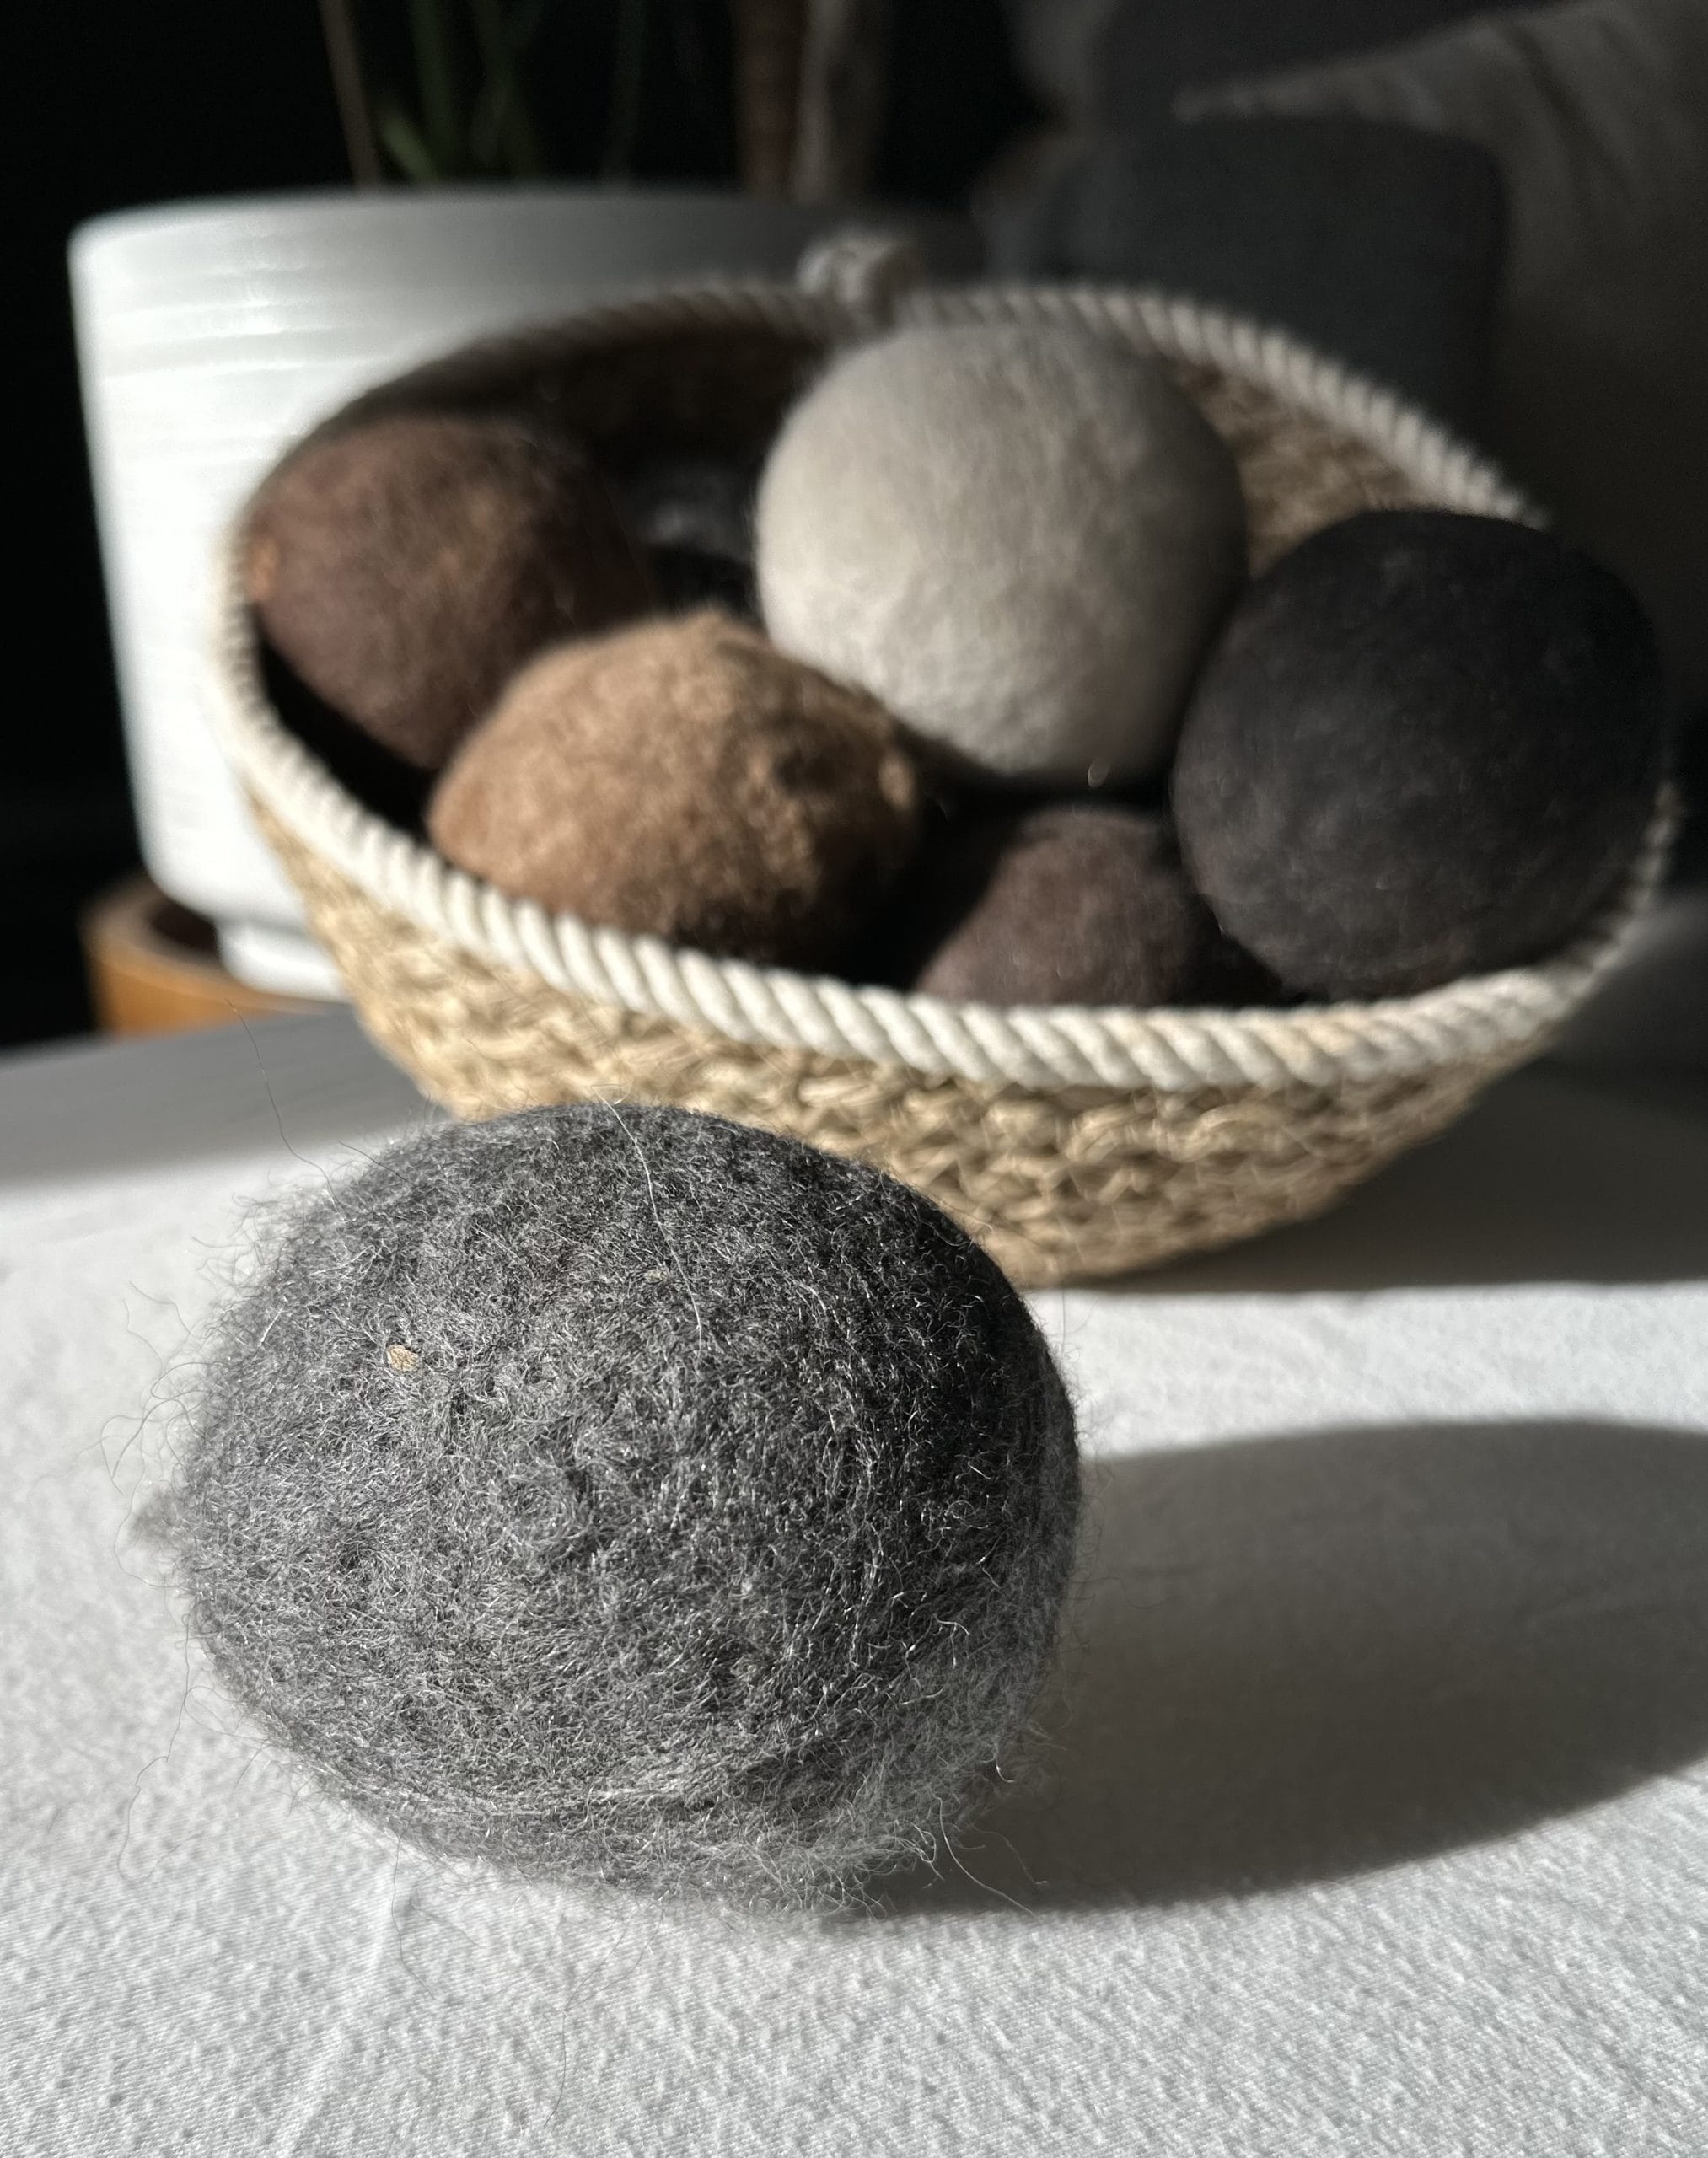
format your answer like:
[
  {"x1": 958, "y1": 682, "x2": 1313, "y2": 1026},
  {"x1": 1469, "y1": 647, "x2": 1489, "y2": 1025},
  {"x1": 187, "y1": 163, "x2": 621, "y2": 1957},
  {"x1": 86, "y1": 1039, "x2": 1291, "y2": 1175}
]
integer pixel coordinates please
[
  {"x1": 1105, "y1": 1069, "x2": 1708, "y2": 1295},
  {"x1": 878, "y1": 1419, "x2": 1708, "y2": 1916}
]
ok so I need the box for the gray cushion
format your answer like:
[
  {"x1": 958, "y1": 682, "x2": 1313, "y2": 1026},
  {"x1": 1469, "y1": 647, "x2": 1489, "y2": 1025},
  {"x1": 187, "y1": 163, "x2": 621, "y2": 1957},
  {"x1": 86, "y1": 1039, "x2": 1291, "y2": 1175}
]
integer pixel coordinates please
[
  {"x1": 1002, "y1": 0, "x2": 1550, "y2": 124},
  {"x1": 986, "y1": 114, "x2": 1507, "y2": 427}
]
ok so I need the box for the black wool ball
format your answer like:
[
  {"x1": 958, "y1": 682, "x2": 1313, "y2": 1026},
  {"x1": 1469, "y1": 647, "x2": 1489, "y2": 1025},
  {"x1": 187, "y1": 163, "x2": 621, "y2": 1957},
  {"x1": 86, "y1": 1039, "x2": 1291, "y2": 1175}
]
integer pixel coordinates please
[
  {"x1": 617, "y1": 454, "x2": 760, "y2": 618},
  {"x1": 163, "y1": 1106, "x2": 1079, "y2": 1907},
  {"x1": 1171, "y1": 510, "x2": 1667, "y2": 999},
  {"x1": 881, "y1": 801, "x2": 1270, "y2": 1008}
]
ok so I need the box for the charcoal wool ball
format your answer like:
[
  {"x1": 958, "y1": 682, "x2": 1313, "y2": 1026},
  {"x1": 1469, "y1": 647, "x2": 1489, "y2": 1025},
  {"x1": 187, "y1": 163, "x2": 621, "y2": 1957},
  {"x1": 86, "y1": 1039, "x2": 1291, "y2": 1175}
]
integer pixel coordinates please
[
  {"x1": 427, "y1": 609, "x2": 921, "y2": 967},
  {"x1": 755, "y1": 323, "x2": 1246, "y2": 786},
  {"x1": 244, "y1": 411, "x2": 654, "y2": 769},
  {"x1": 618, "y1": 454, "x2": 760, "y2": 617},
  {"x1": 163, "y1": 1106, "x2": 1080, "y2": 1906},
  {"x1": 1173, "y1": 511, "x2": 1668, "y2": 999},
  {"x1": 886, "y1": 802, "x2": 1260, "y2": 1007}
]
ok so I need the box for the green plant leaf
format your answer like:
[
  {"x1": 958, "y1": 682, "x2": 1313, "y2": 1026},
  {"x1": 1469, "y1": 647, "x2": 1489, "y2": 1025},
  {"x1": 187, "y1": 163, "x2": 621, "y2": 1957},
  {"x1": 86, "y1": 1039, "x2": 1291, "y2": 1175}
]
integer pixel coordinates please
[
  {"x1": 604, "y1": 0, "x2": 653, "y2": 180},
  {"x1": 375, "y1": 95, "x2": 445, "y2": 184},
  {"x1": 466, "y1": 0, "x2": 547, "y2": 176},
  {"x1": 412, "y1": 0, "x2": 465, "y2": 173}
]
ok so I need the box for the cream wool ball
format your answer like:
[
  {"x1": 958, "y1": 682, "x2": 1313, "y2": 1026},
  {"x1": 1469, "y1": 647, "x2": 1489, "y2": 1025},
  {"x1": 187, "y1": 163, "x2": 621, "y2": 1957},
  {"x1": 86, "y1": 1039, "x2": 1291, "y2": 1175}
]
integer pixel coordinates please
[{"x1": 755, "y1": 324, "x2": 1247, "y2": 786}]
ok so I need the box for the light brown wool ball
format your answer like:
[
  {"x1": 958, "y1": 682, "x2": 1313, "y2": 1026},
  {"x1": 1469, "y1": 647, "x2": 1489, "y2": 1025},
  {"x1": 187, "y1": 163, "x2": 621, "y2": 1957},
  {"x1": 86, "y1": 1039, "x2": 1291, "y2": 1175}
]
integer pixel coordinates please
[
  {"x1": 427, "y1": 610, "x2": 922, "y2": 968},
  {"x1": 244, "y1": 411, "x2": 655, "y2": 770}
]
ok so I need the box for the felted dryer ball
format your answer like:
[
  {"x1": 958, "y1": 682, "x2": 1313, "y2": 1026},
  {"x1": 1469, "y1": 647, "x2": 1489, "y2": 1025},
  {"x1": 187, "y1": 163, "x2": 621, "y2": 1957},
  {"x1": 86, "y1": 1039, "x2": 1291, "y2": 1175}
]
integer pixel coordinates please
[
  {"x1": 618, "y1": 454, "x2": 760, "y2": 618},
  {"x1": 1172, "y1": 510, "x2": 1668, "y2": 1000},
  {"x1": 886, "y1": 801, "x2": 1259, "y2": 1008},
  {"x1": 163, "y1": 1105, "x2": 1080, "y2": 1907},
  {"x1": 755, "y1": 322, "x2": 1247, "y2": 787},
  {"x1": 244, "y1": 411, "x2": 654, "y2": 770},
  {"x1": 427, "y1": 609, "x2": 921, "y2": 968}
]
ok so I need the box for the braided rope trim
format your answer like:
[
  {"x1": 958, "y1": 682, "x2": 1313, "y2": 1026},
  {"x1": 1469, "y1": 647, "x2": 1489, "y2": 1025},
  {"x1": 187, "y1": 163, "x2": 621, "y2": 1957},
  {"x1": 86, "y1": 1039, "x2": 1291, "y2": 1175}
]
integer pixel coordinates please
[{"x1": 211, "y1": 277, "x2": 1669, "y2": 1097}]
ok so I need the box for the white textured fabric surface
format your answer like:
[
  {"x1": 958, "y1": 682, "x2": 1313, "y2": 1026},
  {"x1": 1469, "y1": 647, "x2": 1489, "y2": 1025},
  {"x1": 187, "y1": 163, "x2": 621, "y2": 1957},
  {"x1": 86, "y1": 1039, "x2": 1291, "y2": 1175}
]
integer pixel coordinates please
[{"x1": 4, "y1": 1011, "x2": 1708, "y2": 2154}]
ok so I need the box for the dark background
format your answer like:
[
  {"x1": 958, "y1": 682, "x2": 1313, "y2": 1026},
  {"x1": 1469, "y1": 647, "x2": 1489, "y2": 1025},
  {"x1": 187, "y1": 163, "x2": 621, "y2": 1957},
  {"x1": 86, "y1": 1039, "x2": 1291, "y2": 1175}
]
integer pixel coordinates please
[{"x1": 12, "y1": 7, "x2": 349, "y2": 1046}]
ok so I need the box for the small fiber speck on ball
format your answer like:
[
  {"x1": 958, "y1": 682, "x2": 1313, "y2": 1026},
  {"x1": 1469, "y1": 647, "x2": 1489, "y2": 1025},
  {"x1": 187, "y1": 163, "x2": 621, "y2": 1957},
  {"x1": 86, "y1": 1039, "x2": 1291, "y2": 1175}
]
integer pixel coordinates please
[
  {"x1": 162, "y1": 1106, "x2": 1080, "y2": 1907},
  {"x1": 755, "y1": 323, "x2": 1247, "y2": 787},
  {"x1": 880, "y1": 802, "x2": 1266, "y2": 1008},
  {"x1": 244, "y1": 411, "x2": 655, "y2": 769},
  {"x1": 427, "y1": 609, "x2": 922, "y2": 968},
  {"x1": 1172, "y1": 510, "x2": 1668, "y2": 999}
]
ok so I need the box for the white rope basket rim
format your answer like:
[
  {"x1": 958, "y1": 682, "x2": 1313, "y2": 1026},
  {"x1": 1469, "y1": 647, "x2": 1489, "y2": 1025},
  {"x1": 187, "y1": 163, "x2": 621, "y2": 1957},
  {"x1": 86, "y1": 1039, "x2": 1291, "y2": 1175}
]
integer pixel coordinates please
[{"x1": 210, "y1": 274, "x2": 1670, "y2": 1098}]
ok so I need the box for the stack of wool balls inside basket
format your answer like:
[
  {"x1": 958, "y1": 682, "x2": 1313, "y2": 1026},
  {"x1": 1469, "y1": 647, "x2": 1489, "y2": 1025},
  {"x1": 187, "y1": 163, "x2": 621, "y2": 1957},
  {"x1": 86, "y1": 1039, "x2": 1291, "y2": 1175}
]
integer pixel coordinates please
[{"x1": 244, "y1": 319, "x2": 1668, "y2": 1013}]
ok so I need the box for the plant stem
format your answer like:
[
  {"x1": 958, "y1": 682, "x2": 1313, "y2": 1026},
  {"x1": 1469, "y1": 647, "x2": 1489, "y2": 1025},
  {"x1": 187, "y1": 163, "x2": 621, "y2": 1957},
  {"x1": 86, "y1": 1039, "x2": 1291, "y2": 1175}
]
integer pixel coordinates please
[
  {"x1": 412, "y1": 0, "x2": 464, "y2": 176},
  {"x1": 733, "y1": 0, "x2": 808, "y2": 195},
  {"x1": 375, "y1": 98, "x2": 443, "y2": 183},
  {"x1": 466, "y1": 0, "x2": 547, "y2": 176},
  {"x1": 318, "y1": 0, "x2": 385, "y2": 184},
  {"x1": 604, "y1": 0, "x2": 652, "y2": 180},
  {"x1": 792, "y1": 0, "x2": 890, "y2": 201}
]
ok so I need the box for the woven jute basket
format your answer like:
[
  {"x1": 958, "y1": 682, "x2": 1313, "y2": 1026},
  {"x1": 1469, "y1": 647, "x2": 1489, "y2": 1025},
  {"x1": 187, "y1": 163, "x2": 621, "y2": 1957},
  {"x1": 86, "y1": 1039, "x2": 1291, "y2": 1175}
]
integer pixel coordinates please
[{"x1": 211, "y1": 260, "x2": 1669, "y2": 1286}]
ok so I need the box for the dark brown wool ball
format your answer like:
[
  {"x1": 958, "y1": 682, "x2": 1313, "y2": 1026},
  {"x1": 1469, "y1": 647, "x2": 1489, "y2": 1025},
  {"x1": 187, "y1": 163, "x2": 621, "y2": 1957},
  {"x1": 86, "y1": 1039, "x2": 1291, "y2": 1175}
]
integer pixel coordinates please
[
  {"x1": 427, "y1": 610, "x2": 921, "y2": 968},
  {"x1": 883, "y1": 802, "x2": 1268, "y2": 1007},
  {"x1": 1172, "y1": 511, "x2": 1668, "y2": 1000},
  {"x1": 244, "y1": 412, "x2": 655, "y2": 770}
]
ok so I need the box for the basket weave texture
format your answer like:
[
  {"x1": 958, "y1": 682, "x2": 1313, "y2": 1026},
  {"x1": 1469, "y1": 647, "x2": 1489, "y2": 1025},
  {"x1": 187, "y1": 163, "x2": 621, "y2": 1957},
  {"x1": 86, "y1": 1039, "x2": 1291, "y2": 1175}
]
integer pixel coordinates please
[{"x1": 216, "y1": 273, "x2": 1667, "y2": 1286}]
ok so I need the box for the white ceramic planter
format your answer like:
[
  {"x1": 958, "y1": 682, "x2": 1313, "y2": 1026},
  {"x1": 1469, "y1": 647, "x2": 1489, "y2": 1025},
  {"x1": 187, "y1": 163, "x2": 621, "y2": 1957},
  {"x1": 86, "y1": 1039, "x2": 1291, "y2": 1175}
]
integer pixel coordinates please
[{"x1": 71, "y1": 186, "x2": 976, "y2": 994}]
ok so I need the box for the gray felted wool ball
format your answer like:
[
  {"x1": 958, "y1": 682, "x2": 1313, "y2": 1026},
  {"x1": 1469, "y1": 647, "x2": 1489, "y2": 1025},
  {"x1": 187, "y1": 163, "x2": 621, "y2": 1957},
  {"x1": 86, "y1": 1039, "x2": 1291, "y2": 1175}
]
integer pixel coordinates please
[
  {"x1": 883, "y1": 801, "x2": 1265, "y2": 1008},
  {"x1": 163, "y1": 1106, "x2": 1079, "y2": 1907},
  {"x1": 244, "y1": 411, "x2": 655, "y2": 770},
  {"x1": 755, "y1": 323, "x2": 1247, "y2": 787},
  {"x1": 1172, "y1": 510, "x2": 1668, "y2": 1000}
]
